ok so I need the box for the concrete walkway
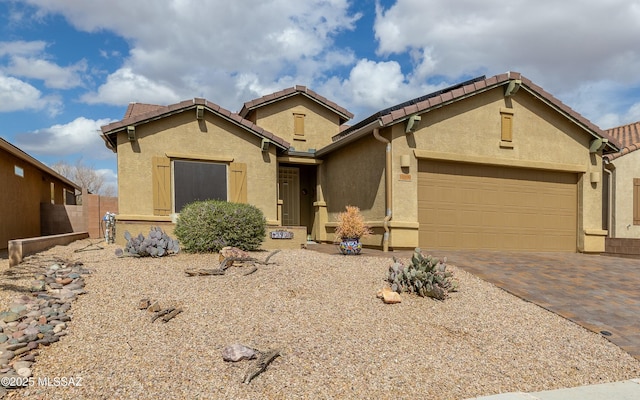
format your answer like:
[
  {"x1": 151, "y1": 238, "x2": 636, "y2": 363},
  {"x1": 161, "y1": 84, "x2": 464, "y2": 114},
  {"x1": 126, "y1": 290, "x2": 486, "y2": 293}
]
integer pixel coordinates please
[
  {"x1": 469, "y1": 378, "x2": 640, "y2": 399},
  {"x1": 306, "y1": 243, "x2": 640, "y2": 399}
]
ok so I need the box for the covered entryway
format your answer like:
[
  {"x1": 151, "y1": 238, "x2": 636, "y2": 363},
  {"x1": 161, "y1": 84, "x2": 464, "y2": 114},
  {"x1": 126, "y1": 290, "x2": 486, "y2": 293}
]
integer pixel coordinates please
[
  {"x1": 418, "y1": 160, "x2": 578, "y2": 251},
  {"x1": 278, "y1": 164, "x2": 317, "y2": 234}
]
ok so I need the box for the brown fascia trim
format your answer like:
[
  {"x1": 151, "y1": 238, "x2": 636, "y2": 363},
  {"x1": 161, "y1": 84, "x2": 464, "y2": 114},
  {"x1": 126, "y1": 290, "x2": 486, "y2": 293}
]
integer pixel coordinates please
[
  {"x1": 239, "y1": 85, "x2": 354, "y2": 122},
  {"x1": 325, "y1": 71, "x2": 620, "y2": 155},
  {"x1": 0, "y1": 137, "x2": 81, "y2": 190},
  {"x1": 101, "y1": 98, "x2": 290, "y2": 151}
]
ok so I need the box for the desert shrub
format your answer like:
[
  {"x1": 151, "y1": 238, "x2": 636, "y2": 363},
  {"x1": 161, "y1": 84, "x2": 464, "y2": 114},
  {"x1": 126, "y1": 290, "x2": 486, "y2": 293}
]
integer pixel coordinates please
[
  {"x1": 115, "y1": 226, "x2": 180, "y2": 257},
  {"x1": 334, "y1": 205, "x2": 372, "y2": 240},
  {"x1": 174, "y1": 200, "x2": 266, "y2": 253},
  {"x1": 387, "y1": 248, "x2": 458, "y2": 300}
]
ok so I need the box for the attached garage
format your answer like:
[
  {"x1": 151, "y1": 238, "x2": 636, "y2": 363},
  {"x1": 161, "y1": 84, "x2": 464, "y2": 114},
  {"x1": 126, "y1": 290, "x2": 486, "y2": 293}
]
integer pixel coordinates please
[{"x1": 418, "y1": 160, "x2": 578, "y2": 252}]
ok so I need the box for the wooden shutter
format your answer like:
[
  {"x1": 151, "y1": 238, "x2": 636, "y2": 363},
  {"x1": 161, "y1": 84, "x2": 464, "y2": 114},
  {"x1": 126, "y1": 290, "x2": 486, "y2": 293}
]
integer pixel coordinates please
[
  {"x1": 634, "y1": 179, "x2": 640, "y2": 225},
  {"x1": 229, "y1": 162, "x2": 247, "y2": 203},
  {"x1": 152, "y1": 156, "x2": 171, "y2": 215},
  {"x1": 294, "y1": 113, "x2": 305, "y2": 136},
  {"x1": 501, "y1": 113, "x2": 513, "y2": 142}
]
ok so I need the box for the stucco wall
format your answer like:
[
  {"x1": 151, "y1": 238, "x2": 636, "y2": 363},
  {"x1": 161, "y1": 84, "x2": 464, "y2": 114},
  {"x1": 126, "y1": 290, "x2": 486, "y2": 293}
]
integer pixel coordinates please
[
  {"x1": 609, "y1": 151, "x2": 640, "y2": 238},
  {"x1": 253, "y1": 96, "x2": 342, "y2": 152},
  {"x1": 319, "y1": 134, "x2": 387, "y2": 246},
  {"x1": 116, "y1": 110, "x2": 279, "y2": 234},
  {"x1": 388, "y1": 87, "x2": 605, "y2": 251},
  {"x1": 1, "y1": 147, "x2": 75, "y2": 249}
]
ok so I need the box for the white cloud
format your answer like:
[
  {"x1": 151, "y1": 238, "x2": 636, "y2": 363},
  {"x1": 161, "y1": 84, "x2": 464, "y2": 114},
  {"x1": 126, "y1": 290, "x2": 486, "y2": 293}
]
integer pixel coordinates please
[
  {"x1": 374, "y1": 0, "x2": 640, "y2": 88},
  {"x1": 10, "y1": 0, "x2": 640, "y2": 129},
  {"x1": 0, "y1": 40, "x2": 86, "y2": 89},
  {"x1": 14, "y1": 117, "x2": 116, "y2": 160},
  {"x1": 372, "y1": 0, "x2": 640, "y2": 127},
  {"x1": 80, "y1": 67, "x2": 181, "y2": 105},
  {"x1": 4, "y1": 56, "x2": 86, "y2": 89},
  {"x1": 0, "y1": 74, "x2": 62, "y2": 115},
  {"x1": 19, "y1": 0, "x2": 361, "y2": 108}
]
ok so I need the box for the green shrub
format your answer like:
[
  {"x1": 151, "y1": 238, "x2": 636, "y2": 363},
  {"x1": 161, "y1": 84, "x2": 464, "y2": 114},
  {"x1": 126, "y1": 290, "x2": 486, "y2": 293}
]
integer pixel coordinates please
[
  {"x1": 387, "y1": 248, "x2": 458, "y2": 300},
  {"x1": 174, "y1": 200, "x2": 266, "y2": 253}
]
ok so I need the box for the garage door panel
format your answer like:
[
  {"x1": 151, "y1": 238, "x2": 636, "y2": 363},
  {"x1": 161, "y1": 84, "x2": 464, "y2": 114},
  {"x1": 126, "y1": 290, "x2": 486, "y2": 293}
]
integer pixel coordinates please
[{"x1": 418, "y1": 161, "x2": 577, "y2": 252}]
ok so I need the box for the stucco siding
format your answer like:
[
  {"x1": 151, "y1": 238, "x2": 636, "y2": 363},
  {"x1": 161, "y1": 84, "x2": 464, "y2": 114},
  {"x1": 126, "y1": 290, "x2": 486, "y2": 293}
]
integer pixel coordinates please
[
  {"x1": 116, "y1": 111, "x2": 278, "y2": 223},
  {"x1": 610, "y1": 151, "x2": 640, "y2": 238},
  {"x1": 321, "y1": 134, "x2": 386, "y2": 222},
  {"x1": 254, "y1": 96, "x2": 342, "y2": 152},
  {"x1": 389, "y1": 86, "x2": 605, "y2": 251}
]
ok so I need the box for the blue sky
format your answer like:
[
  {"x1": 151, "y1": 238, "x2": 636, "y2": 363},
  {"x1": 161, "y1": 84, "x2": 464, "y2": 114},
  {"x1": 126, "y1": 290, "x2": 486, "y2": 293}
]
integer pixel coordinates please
[{"x1": 2, "y1": 0, "x2": 640, "y2": 194}]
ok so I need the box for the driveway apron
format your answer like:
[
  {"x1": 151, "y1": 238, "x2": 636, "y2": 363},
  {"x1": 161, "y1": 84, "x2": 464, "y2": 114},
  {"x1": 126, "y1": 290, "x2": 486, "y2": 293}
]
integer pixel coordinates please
[{"x1": 426, "y1": 250, "x2": 640, "y2": 361}]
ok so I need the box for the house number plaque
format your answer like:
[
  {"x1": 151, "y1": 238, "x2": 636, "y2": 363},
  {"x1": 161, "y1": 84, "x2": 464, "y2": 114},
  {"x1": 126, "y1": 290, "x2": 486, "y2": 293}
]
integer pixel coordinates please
[{"x1": 270, "y1": 230, "x2": 294, "y2": 239}]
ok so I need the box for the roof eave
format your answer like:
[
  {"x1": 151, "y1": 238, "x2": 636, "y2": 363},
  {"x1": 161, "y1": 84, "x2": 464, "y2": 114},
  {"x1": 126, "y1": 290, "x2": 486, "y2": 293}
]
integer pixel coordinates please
[{"x1": 100, "y1": 102, "x2": 290, "y2": 152}]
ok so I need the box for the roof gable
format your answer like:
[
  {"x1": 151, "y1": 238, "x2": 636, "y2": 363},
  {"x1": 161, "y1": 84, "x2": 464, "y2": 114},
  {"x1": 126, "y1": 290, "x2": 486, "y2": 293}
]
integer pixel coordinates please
[
  {"x1": 239, "y1": 85, "x2": 354, "y2": 124},
  {"x1": 101, "y1": 98, "x2": 290, "y2": 152},
  {"x1": 326, "y1": 72, "x2": 619, "y2": 155},
  {"x1": 604, "y1": 121, "x2": 640, "y2": 161}
]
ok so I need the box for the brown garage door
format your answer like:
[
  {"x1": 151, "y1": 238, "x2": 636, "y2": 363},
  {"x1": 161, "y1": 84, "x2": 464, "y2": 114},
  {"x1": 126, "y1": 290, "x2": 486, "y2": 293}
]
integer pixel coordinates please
[{"x1": 418, "y1": 160, "x2": 578, "y2": 251}]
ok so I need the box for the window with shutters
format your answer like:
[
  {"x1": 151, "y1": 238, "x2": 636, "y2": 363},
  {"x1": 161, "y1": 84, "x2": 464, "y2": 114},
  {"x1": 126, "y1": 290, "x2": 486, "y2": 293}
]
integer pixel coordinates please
[
  {"x1": 152, "y1": 157, "x2": 247, "y2": 215},
  {"x1": 173, "y1": 160, "x2": 227, "y2": 213},
  {"x1": 634, "y1": 178, "x2": 640, "y2": 225}
]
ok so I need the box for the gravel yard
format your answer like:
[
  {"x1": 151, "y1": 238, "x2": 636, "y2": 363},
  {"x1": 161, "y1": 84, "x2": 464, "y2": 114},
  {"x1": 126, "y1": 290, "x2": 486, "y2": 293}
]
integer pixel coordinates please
[{"x1": 1, "y1": 239, "x2": 639, "y2": 399}]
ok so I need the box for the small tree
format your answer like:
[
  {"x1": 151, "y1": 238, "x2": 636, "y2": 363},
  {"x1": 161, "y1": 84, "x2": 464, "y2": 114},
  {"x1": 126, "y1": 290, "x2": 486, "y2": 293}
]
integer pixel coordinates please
[{"x1": 51, "y1": 158, "x2": 116, "y2": 200}]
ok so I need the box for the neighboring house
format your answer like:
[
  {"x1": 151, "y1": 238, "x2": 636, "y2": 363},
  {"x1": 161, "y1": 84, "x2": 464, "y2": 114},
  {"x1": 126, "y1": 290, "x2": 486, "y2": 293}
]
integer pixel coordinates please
[
  {"x1": 0, "y1": 137, "x2": 81, "y2": 250},
  {"x1": 603, "y1": 121, "x2": 640, "y2": 238},
  {"x1": 101, "y1": 71, "x2": 617, "y2": 253}
]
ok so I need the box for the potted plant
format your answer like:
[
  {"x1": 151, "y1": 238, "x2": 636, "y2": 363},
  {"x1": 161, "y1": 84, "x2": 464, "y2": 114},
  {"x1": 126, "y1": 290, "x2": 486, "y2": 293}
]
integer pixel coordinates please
[{"x1": 334, "y1": 205, "x2": 372, "y2": 255}]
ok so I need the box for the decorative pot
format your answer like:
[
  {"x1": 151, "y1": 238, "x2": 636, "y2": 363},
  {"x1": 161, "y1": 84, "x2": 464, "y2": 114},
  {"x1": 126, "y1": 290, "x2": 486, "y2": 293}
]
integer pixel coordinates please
[{"x1": 339, "y1": 238, "x2": 362, "y2": 255}]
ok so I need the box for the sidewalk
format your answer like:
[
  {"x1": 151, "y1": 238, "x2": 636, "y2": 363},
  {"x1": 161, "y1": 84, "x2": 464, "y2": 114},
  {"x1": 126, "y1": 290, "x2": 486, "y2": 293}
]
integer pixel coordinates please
[{"x1": 468, "y1": 378, "x2": 640, "y2": 399}]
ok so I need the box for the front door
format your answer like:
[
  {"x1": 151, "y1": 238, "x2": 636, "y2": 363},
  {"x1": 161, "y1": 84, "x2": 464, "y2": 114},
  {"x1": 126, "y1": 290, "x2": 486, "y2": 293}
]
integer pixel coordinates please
[{"x1": 278, "y1": 166, "x2": 300, "y2": 226}]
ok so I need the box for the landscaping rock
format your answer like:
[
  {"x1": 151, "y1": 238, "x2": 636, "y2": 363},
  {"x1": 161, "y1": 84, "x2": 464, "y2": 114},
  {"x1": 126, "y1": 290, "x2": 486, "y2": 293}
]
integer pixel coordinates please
[
  {"x1": 30, "y1": 280, "x2": 46, "y2": 292},
  {"x1": 382, "y1": 291, "x2": 402, "y2": 304},
  {"x1": 222, "y1": 344, "x2": 258, "y2": 362},
  {"x1": 0, "y1": 312, "x2": 20, "y2": 323},
  {"x1": 0, "y1": 259, "x2": 90, "y2": 396}
]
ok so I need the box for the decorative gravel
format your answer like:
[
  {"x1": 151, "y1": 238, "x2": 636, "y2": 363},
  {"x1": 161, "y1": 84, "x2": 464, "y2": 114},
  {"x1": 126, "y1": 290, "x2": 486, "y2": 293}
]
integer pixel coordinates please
[{"x1": 1, "y1": 239, "x2": 639, "y2": 399}]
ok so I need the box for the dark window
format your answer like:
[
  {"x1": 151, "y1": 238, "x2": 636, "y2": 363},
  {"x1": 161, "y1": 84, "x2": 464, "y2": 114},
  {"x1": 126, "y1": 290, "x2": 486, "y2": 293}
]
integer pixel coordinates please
[{"x1": 174, "y1": 160, "x2": 227, "y2": 212}]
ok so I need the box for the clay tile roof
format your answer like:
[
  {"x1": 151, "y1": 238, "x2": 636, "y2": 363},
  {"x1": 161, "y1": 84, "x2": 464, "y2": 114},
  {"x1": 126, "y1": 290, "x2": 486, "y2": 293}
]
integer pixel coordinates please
[
  {"x1": 330, "y1": 71, "x2": 619, "y2": 153},
  {"x1": 123, "y1": 102, "x2": 164, "y2": 119},
  {"x1": 604, "y1": 121, "x2": 640, "y2": 161},
  {"x1": 101, "y1": 98, "x2": 289, "y2": 151},
  {"x1": 239, "y1": 86, "x2": 354, "y2": 122}
]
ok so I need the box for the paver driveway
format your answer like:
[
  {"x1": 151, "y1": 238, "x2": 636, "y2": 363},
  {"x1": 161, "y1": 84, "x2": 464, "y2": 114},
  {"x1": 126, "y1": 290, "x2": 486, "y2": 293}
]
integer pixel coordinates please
[
  {"x1": 308, "y1": 244, "x2": 640, "y2": 360},
  {"x1": 425, "y1": 250, "x2": 640, "y2": 361}
]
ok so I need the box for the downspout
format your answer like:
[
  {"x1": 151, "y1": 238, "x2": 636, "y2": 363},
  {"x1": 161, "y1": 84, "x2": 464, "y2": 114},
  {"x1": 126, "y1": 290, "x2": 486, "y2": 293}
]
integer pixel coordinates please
[
  {"x1": 603, "y1": 159, "x2": 613, "y2": 237},
  {"x1": 373, "y1": 127, "x2": 392, "y2": 252}
]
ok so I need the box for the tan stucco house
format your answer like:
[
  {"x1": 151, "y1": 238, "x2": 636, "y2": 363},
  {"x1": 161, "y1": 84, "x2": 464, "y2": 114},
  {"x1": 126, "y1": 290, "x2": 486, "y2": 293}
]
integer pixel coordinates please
[
  {"x1": 101, "y1": 71, "x2": 617, "y2": 253},
  {"x1": 1, "y1": 137, "x2": 80, "y2": 250},
  {"x1": 603, "y1": 121, "x2": 640, "y2": 238}
]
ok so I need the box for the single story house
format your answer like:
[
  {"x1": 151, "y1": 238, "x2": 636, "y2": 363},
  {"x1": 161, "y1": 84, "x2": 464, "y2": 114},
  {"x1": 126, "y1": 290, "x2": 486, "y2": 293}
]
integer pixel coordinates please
[
  {"x1": 101, "y1": 71, "x2": 617, "y2": 253},
  {"x1": 603, "y1": 121, "x2": 640, "y2": 238},
  {"x1": 0, "y1": 137, "x2": 80, "y2": 250}
]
